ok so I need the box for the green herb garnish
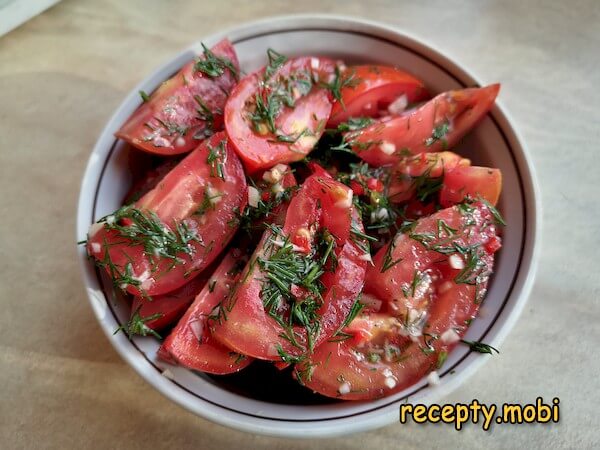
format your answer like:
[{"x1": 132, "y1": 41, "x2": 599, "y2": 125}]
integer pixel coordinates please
[
  {"x1": 381, "y1": 237, "x2": 403, "y2": 272},
  {"x1": 114, "y1": 306, "x2": 162, "y2": 339},
  {"x1": 330, "y1": 294, "x2": 365, "y2": 342},
  {"x1": 264, "y1": 48, "x2": 287, "y2": 79},
  {"x1": 195, "y1": 43, "x2": 239, "y2": 80},
  {"x1": 206, "y1": 139, "x2": 227, "y2": 180},
  {"x1": 320, "y1": 66, "x2": 359, "y2": 108},
  {"x1": 100, "y1": 206, "x2": 200, "y2": 268},
  {"x1": 425, "y1": 122, "x2": 450, "y2": 148},
  {"x1": 139, "y1": 90, "x2": 150, "y2": 102},
  {"x1": 461, "y1": 339, "x2": 499, "y2": 355}
]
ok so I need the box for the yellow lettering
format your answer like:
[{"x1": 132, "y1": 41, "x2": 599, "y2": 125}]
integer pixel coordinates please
[
  {"x1": 455, "y1": 404, "x2": 469, "y2": 431},
  {"x1": 427, "y1": 404, "x2": 440, "y2": 423},
  {"x1": 504, "y1": 404, "x2": 522, "y2": 423},
  {"x1": 481, "y1": 404, "x2": 496, "y2": 431},
  {"x1": 413, "y1": 405, "x2": 427, "y2": 423},
  {"x1": 399, "y1": 404, "x2": 413, "y2": 423}
]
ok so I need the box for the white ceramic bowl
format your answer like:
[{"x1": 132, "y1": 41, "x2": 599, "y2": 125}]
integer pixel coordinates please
[{"x1": 76, "y1": 15, "x2": 540, "y2": 438}]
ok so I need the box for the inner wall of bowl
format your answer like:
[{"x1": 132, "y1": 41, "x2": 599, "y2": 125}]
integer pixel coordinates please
[{"x1": 92, "y1": 29, "x2": 524, "y2": 420}]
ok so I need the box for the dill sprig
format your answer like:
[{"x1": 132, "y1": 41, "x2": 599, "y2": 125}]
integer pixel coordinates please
[
  {"x1": 381, "y1": 237, "x2": 403, "y2": 272},
  {"x1": 329, "y1": 294, "x2": 365, "y2": 342},
  {"x1": 461, "y1": 339, "x2": 499, "y2": 355},
  {"x1": 264, "y1": 48, "x2": 287, "y2": 80},
  {"x1": 194, "y1": 43, "x2": 239, "y2": 80},
  {"x1": 152, "y1": 117, "x2": 189, "y2": 138},
  {"x1": 412, "y1": 167, "x2": 444, "y2": 204},
  {"x1": 100, "y1": 205, "x2": 200, "y2": 265},
  {"x1": 330, "y1": 117, "x2": 374, "y2": 133},
  {"x1": 257, "y1": 224, "x2": 336, "y2": 353},
  {"x1": 139, "y1": 90, "x2": 150, "y2": 102},
  {"x1": 91, "y1": 235, "x2": 144, "y2": 291},
  {"x1": 206, "y1": 139, "x2": 227, "y2": 180},
  {"x1": 193, "y1": 94, "x2": 216, "y2": 139},
  {"x1": 454, "y1": 248, "x2": 488, "y2": 285},
  {"x1": 250, "y1": 89, "x2": 282, "y2": 134},
  {"x1": 248, "y1": 49, "x2": 318, "y2": 140},
  {"x1": 113, "y1": 306, "x2": 162, "y2": 339},
  {"x1": 425, "y1": 121, "x2": 450, "y2": 148},
  {"x1": 478, "y1": 197, "x2": 506, "y2": 226},
  {"x1": 402, "y1": 270, "x2": 424, "y2": 298},
  {"x1": 320, "y1": 66, "x2": 360, "y2": 108}
]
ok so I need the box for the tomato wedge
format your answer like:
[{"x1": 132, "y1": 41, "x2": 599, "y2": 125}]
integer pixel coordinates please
[
  {"x1": 327, "y1": 65, "x2": 429, "y2": 126},
  {"x1": 345, "y1": 84, "x2": 500, "y2": 166},
  {"x1": 440, "y1": 166, "x2": 502, "y2": 207},
  {"x1": 388, "y1": 151, "x2": 470, "y2": 203},
  {"x1": 130, "y1": 268, "x2": 211, "y2": 331},
  {"x1": 225, "y1": 54, "x2": 338, "y2": 172},
  {"x1": 387, "y1": 151, "x2": 502, "y2": 207},
  {"x1": 300, "y1": 202, "x2": 502, "y2": 399},
  {"x1": 124, "y1": 159, "x2": 180, "y2": 204},
  {"x1": 158, "y1": 250, "x2": 252, "y2": 374},
  {"x1": 116, "y1": 39, "x2": 239, "y2": 156},
  {"x1": 211, "y1": 173, "x2": 369, "y2": 361},
  {"x1": 86, "y1": 132, "x2": 247, "y2": 296}
]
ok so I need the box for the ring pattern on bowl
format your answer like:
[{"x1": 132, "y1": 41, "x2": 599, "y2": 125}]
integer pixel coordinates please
[{"x1": 77, "y1": 15, "x2": 539, "y2": 437}]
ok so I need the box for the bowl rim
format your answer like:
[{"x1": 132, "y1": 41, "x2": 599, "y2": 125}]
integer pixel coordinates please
[{"x1": 76, "y1": 13, "x2": 541, "y2": 438}]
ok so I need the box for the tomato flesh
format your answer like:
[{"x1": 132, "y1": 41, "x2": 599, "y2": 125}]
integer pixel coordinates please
[
  {"x1": 346, "y1": 84, "x2": 500, "y2": 166},
  {"x1": 211, "y1": 174, "x2": 368, "y2": 360},
  {"x1": 225, "y1": 56, "x2": 337, "y2": 172},
  {"x1": 440, "y1": 166, "x2": 502, "y2": 207},
  {"x1": 328, "y1": 65, "x2": 429, "y2": 126},
  {"x1": 301, "y1": 202, "x2": 501, "y2": 399},
  {"x1": 388, "y1": 152, "x2": 502, "y2": 208},
  {"x1": 116, "y1": 39, "x2": 239, "y2": 156},
  {"x1": 388, "y1": 151, "x2": 470, "y2": 203},
  {"x1": 87, "y1": 132, "x2": 247, "y2": 296},
  {"x1": 130, "y1": 268, "x2": 211, "y2": 331},
  {"x1": 159, "y1": 251, "x2": 252, "y2": 374}
]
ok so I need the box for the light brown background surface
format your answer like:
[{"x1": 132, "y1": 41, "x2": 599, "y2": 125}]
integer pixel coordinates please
[{"x1": 1, "y1": 0, "x2": 599, "y2": 448}]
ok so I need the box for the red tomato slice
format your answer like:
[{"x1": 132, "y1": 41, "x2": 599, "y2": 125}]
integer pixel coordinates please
[
  {"x1": 116, "y1": 39, "x2": 239, "y2": 156},
  {"x1": 440, "y1": 166, "x2": 503, "y2": 207},
  {"x1": 345, "y1": 84, "x2": 500, "y2": 166},
  {"x1": 211, "y1": 174, "x2": 368, "y2": 361},
  {"x1": 124, "y1": 158, "x2": 180, "y2": 204},
  {"x1": 388, "y1": 151, "x2": 470, "y2": 203},
  {"x1": 130, "y1": 268, "x2": 211, "y2": 331},
  {"x1": 301, "y1": 202, "x2": 501, "y2": 399},
  {"x1": 225, "y1": 56, "x2": 338, "y2": 172},
  {"x1": 159, "y1": 251, "x2": 252, "y2": 374},
  {"x1": 386, "y1": 152, "x2": 502, "y2": 208},
  {"x1": 327, "y1": 65, "x2": 429, "y2": 126},
  {"x1": 86, "y1": 132, "x2": 247, "y2": 296}
]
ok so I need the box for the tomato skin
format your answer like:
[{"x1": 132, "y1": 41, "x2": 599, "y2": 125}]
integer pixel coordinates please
[
  {"x1": 349, "y1": 180, "x2": 365, "y2": 196},
  {"x1": 211, "y1": 175, "x2": 368, "y2": 360},
  {"x1": 388, "y1": 151, "x2": 470, "y2": 203},
  {"x1": 347, "y1": 84, "x2": 500, "y2": 166},
  {"x1": 130, "y1": 268, "x2": 212, "y2": 331},
  {"x1": 328, "y1": 65, "x2": 429, "y2": 126},
  {"x1": 87, "y1": 132, "x2": 247, "y2": 296},
  {"x1": 158, "y1": 252, "x2": 252, "y2": 375},
  {"x1": 440, "y1": 166, "x2": 503, "y2": 207},
  {"x1": 301, "y1": 202, "x2": 500, "y2": 400},
  {"x1": 124, "y1": 159, "x2": 180, "y2": 204},
  {"x1": 366, "y1": 177, "x2": 384, "y2": 193},
  {"x1": 116, "y1": 39, "x2": 239, "y2": 156},
  {"x1": 225, "y1": 57, "x2": 337, "y2": 172}
]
